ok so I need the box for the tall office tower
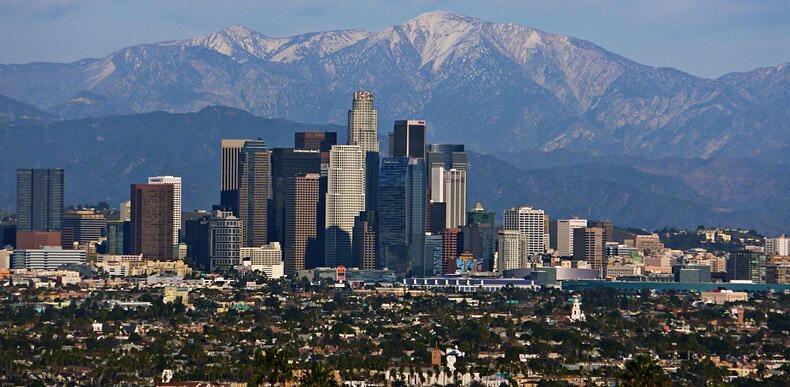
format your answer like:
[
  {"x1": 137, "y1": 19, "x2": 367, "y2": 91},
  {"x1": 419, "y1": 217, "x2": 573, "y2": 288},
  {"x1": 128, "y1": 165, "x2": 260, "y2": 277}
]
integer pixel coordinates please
[
  {"x1": 378, "y1": 157, "x2": 409, "y2": 272},
  {"x1": 184, "y1": 214, "x2": 210, "y2": 270},
  {"x1": 295, "y1": 131, "x2": 337, "y2": 165},
  {"x1": 425, "y1": 144, "x2": 467, "y2": 201},
  {"x1": 347, "y1": 90, "x2": 379, "y2": 153},
  {"x1": 428, "y1": 202, "x2": 447, "y2": 234},
  {"x1": 347, "y1": 91, "x2": 379, "y2": 214},
  {"x1": 423, "y1": 233, "x2": 443, "y2": 276},
  {"x1": 16, "y1": 168, "x2": 64, "y2": 232},
  {"x1": 573, "y1": 227, "x2": 604, "y2": 273},
  {"x1": 130, "y1": 184, "x2": 174, "y2": 260},
  {"x1": 497, "y1": 230, "x2": 527, "y2": 271},
  {"x1": 106, "y1": 221, "x2": 129, "y2": 255},
  {"x1": 441, "y1": 228, "x2": 462, "y2": 274},
  {"x1": 208, "y1": 210, "x2": 241, "y2": 272},
  {"x1": 270, "y1": 148, "x2": 321, "y2": 243},
  {"x1": 283, "y1": 173, "x2": 321, "y2": 275},
  {"x1": 238, "y1": 140, "x2": 272, "y2": 247},
  {"x1": 727, "y1": 250, "x2": 768, "y2": 283},
  {"x1": 591, "y1": 220, "x2": 615, "y2": 243},
  {"x1": 503, "y1": 206, "x2": 547, "y2": 255},
  {"x1": 148, "y1": 176, "x2": 182, "y2": 245},
  {"x1": 406, "y1": 158, "x2": 426, "y2": 274},
  {"x1": 352, "y1": 211, "x2": 378, "y2": 270},
  {"x1": 442, "y1": 169, "x2": 467, "y2": 229},
  {"x1": 61, "y1": 209, "x2": 106, "y2": 248},
  {"x1": 557, "y1": 219, "x2": 588, "y2": 257},
  {"x1": 464, "y1": 202, "x2": 496, "y2": 271},
  {"x1": 325, "y1": 145, "x2": 366, "y2": 267},
  {"x1": 119, "y1": 201, "x2": 131, "y2": 222},
  {"x1": 392, "y1": 120, "x2": 426, "y2": 158},
  {"x1": 220, "y1": 139, "x2": 248, "y2": 214}
]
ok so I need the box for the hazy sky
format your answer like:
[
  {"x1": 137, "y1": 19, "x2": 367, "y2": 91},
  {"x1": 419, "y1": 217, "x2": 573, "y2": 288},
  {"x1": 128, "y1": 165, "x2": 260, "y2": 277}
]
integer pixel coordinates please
[{"x1": 0, "y1": 0, "x2": 787, "y2": 78}]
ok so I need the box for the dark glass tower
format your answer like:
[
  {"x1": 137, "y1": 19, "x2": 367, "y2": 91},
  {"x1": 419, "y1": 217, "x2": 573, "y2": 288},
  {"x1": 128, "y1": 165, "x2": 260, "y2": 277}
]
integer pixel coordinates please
[
  {"x1": 377, "y1": 157, "x2": 409, "y2": 272},
  {"x1": 392, "y1": 120, "x2": 426, "y2": 158},
  {"x1": 16, "y1": 168, "x2": 64, "y2": 232},
  {"x1": 295, "y1": 131, "x2": 337, "y2": 165}
]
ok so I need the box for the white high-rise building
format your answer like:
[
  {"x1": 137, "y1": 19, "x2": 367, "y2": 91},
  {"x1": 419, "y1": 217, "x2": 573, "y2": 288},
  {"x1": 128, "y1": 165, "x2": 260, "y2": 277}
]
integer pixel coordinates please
[
  {"x1": 347, "y1": 90, "x2": 379, "y2": 153},
  {"x1": 443, "y1": 169, "x2": 467, "y2": 229},
  {"x1": 325, "y1": 145, "x2": 366, "y2": 267},
  {"x1": 430, "y1": 165, "x2": 445, "y2": 203},
  {"x1": 148, "y1": 176, "x2": 182, "y2": 245},
  {"x1": 766, "y1": 235, "x2": 790, "y2": 256},
  {"x1": 503, "y1": 206, "x2": 547, "y2": 255},
  {"x1": 557, "y1": 219, "x2": 588, "y2": 257},
  {"x1": 497, "y1": 230, "x2": 527, "y2": 271},
  {"x1": 428, "y1": 165, "x2": 467, "y2": 229}
]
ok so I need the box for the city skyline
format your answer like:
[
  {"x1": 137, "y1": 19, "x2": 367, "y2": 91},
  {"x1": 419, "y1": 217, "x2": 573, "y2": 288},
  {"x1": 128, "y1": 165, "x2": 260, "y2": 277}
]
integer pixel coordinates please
[{"x1": 0, "y1": 5, "x2": 788, "y2": 386}]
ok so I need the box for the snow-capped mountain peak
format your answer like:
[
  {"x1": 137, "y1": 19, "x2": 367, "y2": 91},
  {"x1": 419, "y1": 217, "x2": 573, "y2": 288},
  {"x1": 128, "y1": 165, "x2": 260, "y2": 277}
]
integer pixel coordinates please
[{"x1": 391, "y1": 11, "x2": 482, "y2": 70}]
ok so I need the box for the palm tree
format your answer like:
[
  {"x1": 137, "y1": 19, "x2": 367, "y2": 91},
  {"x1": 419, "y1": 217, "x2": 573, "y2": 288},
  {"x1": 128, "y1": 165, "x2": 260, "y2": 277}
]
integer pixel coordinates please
[
  {"x1": 300, "y1": 361, "x2": 338, "y2": 387},
  {"x1": 249, "y1": 348, "x2": 293, "y2": 386},
  {"x1": 618, "y1": 354, "x2": 671, "y2": 387}
]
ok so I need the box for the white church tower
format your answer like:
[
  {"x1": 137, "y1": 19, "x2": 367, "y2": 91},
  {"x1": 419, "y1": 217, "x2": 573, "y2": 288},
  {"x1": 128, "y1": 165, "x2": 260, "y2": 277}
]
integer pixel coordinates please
[{"x1": 570, "y1": 296, "x2": 586, "y2": 322}]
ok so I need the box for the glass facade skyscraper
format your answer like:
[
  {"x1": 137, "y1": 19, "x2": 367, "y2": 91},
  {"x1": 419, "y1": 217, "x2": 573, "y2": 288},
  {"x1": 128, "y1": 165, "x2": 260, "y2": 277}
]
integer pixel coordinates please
[
  {"x1": 378, "y1": 157, "x2": 409, "y2": 272},
  {"x1": 16, "y1": 168, "x2": 64, "y2": 232}
]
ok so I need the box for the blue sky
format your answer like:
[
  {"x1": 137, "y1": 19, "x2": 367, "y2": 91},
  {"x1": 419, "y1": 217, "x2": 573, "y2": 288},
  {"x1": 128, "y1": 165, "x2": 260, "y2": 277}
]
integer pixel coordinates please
[{"x1": 0, "y1": 0, "x2": 787, "y2": 78}]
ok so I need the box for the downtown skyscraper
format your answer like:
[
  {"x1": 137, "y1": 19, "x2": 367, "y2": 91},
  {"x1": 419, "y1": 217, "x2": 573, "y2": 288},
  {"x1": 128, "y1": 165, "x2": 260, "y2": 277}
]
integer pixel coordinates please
[
  {"x1": 325, "y1": 145, "x2": 366, "y2": 267},
  {"x1": 283, "y1": 173, "x2": 321, "y2": 275},
  {"x1": 503, "y1": 206, "x2": 547, "y2": 256},
  {"x1": 220, "y1": 139, "x2": 248, "y2": 214},
  {"x1": 148, "y1": 175, "x2": 182, "y2": 245},
  {"x1": 16, "y1": 168, "x2": 64, "y2": 232},
  {"x1": 347, "y1": 90, "x2": 380, "y2": 221},
  {"x1": 347, "y1": 90, "x2": 379, "y2": 153},
  {"x1": 392, "y1": 120, "x2": 426, "y2": 158},
  {"x1": 130, "y1": 183, "x2": 174, "y2": 260},
  {"x1": 378, "y1": 157, "x2": 409, "y2": 272},
  {"x1": 238, "y1": 140, "x2": 272, "y2": 248}
]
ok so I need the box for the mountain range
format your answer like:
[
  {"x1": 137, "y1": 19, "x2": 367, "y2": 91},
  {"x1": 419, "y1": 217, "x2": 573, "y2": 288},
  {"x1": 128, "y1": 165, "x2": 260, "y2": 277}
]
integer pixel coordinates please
[
  {"x1": 0, "y1": 11, "x2": 787, "y2": 234},
  {"x1": 0, "y1": 11, "x2": 786, "y2": 160}
]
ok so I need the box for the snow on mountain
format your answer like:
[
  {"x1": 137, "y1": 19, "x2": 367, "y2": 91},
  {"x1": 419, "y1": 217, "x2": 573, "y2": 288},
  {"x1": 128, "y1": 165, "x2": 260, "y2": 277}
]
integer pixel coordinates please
[
  {"x1": 187, "y1": 24, "x2": 368, "y2": 63},
  {"x1": 0, "y1": 11, "x2": 786, "y2": 161}
]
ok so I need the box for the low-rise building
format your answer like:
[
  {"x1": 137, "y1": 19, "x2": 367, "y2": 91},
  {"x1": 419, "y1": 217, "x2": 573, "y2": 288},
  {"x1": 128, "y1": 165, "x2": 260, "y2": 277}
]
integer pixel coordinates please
[
  {"x1": 12, "y1": 246, "x2": 86, "y2": 270},
  {"x1": 163, "y1": 286, "x2": 191, "y2": 307},
  {"x1": 700, "y1": 290, "x2": 748, "y2": 305}
]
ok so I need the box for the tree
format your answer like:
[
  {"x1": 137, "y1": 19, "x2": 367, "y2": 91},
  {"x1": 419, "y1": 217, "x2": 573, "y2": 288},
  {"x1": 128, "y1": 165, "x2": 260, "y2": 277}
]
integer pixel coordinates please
[
  {"x1": 249, "y1": 348, "x2": 292, "y2": 386},
  {"x1": 618, "y1": 354, "x2": 671, "y2": 387},
  {"x1": 300, "y1": 361, "x2": 338, "y2": 387}
]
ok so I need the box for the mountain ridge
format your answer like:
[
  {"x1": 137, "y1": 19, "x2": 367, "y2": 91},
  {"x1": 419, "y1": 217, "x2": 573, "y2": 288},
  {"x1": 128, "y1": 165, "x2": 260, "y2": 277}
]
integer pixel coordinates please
[{"x1": 0, "y1": 11, "x2": 786, "y2": 161}]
